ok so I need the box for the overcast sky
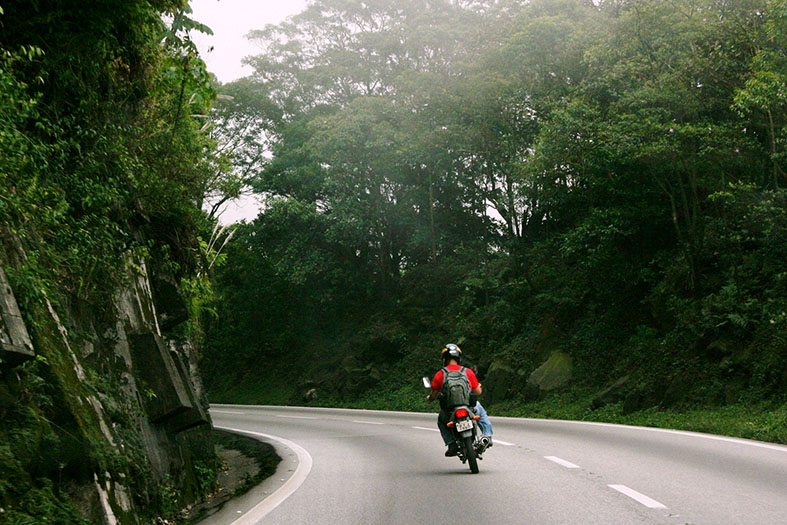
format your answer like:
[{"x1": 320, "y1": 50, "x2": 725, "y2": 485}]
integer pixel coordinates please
[
  {"x1": 190, "y1": 0, "x2": 308, "y2": 223},
  {"x1": 190, "y1": 0, "x2": 307, "y2": 83}
]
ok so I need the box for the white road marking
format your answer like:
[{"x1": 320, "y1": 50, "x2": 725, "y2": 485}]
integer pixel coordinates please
[
  {"x1": 353, "y1": 420, "x2": 384, "y2": 425},
  {"x1": 494, "y1": 439, "x2": 516, "y2": 446},
  {"x1": 215, "y1": 426, "x2": 313, "y2": 525},
  {"x1": 505, "y1": 417, "x2": 787, "y2": 453},
  {"x1": 211, "y1": 410, "x2": 246, "y2": 415},
  {"x1": 544, "y1": 456, "x2": 581, "y2": 468},
  {"x1": 211, "y1": 404, "x2": 787, "y2": 453},
  {"x1": 212, "y1": 405, "x2": 784, "y2": 450},
  {"x1": 609, "y1": 484, "x2": 667, "y2": 509},
  {"x1": 277, "y1": 415, "x2": 317, "y2": 419},
  {"x1": 412, "y1": 426, "x2": 440, "y2": 432}
]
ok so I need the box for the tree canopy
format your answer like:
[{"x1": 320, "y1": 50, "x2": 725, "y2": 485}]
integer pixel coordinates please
[{"x1": 203, "y1": 0, "x2": 786, "y2": 412}]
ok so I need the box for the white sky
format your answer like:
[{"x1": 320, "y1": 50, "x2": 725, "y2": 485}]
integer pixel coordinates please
[
  {"x1": 190, "y1": 0, "x2": 308, "y2": 223},
  {"x1": 190, "y1": 0, "x2": 308, "y2": 83}
]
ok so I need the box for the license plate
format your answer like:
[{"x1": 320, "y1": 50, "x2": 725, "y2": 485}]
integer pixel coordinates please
[{"x1": 456, "y1": 419, "x2": 473, "y2": 432}]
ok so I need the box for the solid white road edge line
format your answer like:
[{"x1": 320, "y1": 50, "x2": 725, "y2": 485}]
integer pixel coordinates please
[
  {"x1": 544, "y1": 456, "x2": 581, "y2": 468},
  {"x1": 211, "y1": 410, "x2": 246, "y2": 415},
  {"x1": 214, "y1": 426, "x2": 313, "y2": 525},
  {"x1": 353, "y1": 420, "x2": 384, "y2": 425},
  {"x1": 412, "y1": 426, "x2": 440, "y2": 432},
  {"x1": 276, "y1": 415, "x2": 317, "y2": 419},
  {"x1": 608, "y1": 484, "x2": 667, "y2": 509}
]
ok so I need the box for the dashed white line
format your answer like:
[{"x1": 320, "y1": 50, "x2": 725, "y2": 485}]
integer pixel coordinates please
[
  {"x1": 544, "y1": 456, "x2": 581, "y2": 468},
  {"x1": 277, "y1": 415, "x2": 317, "y2": 419},
  {"x1": 506, "y1": 417, "x2": 787, "y2": 453},
  {"x1": 353, "y1": 420, "x2": 384, "y2": 425},
  {"x1": 411, "y1": 427, "x2": 516, "y2": 447},
  {"x1": 609, "y1": 484, "x2": 667, "y2": 509}
]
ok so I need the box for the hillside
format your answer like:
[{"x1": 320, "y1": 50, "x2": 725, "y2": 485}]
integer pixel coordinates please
[
  {"x1": 1, "y1": 1, "x2": 230, "y2": 522},
  {"x1": 201, "y1": 0, "x2": 786, "y2": 443}
]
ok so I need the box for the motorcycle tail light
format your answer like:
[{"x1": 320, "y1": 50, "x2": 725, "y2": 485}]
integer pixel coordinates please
[{"x1": 455, "y1": 408, "x2": 469, "y2": 418}]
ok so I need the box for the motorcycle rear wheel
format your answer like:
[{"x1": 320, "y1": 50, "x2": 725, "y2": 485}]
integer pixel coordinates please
[{"x1": 463, "y1": 435, "x2": 479, "y2": 473}]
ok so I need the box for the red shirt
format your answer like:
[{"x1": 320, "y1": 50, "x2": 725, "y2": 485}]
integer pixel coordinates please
[{"x1": 431, "y1": 364, "x2": 479, "y2": 392}]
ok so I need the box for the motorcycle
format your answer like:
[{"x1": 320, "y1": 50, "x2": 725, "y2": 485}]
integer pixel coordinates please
[{"x1": 422, "y1": 377, "x2": 488, "y2": 474}]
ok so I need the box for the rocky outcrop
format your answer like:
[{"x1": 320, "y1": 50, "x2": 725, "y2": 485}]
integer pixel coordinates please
[
  {"x1": 527, "y1": 351, "x2": 573, "y2": 392},
  {"x1": 0, "y1": 266, "x2": 34, "y2": 365},
  {"x1": 0, "y1": 237, "x2": 212, "y2": 524},
  {"x1": 483, "y1": 361, "x2": 528, "y2": 405},
  {"x1": 128, "y1": 333, "x2": 195, "y2": 424},
  {"x1": 150, "y1": 269, "x2": 190, "y2": 332},
  {"x1": 590, "y1": 374, "x2": 697, "y2": 414},
  {"x1": 591, "y1": 375, "x2": 631, "y2": 409},
  {"x1": 341, "y1": 363, "x2": 382, "y2": 398},
  {"x1": 298, "y1": 360, "x2": 384, "y2": 401}
]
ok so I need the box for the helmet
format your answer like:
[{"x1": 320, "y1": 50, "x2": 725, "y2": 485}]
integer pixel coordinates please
[{"x1": 441, "y1": 343, "x2": 462, "y2": 365}]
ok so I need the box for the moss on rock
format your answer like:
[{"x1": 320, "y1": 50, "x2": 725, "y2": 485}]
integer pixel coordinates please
[{"x1": 527, "y1": 351, "x2": 573, "y2": 392}]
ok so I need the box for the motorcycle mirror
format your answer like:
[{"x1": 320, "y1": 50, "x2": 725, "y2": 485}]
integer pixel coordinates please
[{"x1": 422, "y1": 377, "x2": 431, "y2": 389}]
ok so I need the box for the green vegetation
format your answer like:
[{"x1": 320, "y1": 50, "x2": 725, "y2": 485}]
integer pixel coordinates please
[
  {"x1": 202, "y1": 370, "x2": 787, "y2": 444},
  {"x1": 1, "y1": 0, "x2": 231, "y2": 522},
  {"x1": 496, "y1": 397, "x2": 787, "y2": 445},
  {"x1": 203, "y1": 0, "x2": 786, "y2": 445}
]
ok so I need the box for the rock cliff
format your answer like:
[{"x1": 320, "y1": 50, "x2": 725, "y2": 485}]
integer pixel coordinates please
[{"x1": 0, "y1": 234, "x2": 214, "y2": 524}]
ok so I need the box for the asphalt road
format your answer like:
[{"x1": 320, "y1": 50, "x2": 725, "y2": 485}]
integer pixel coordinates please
[{"x1": 202, "y1": 405, "x2": 787, "y2": 525}]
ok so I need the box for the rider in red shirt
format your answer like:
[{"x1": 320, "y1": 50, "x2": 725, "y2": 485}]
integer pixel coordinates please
[
  {"x1": 427, "y1": 343, "x2": 487, "y2": 456},
  {"x1": 430, "y1": 361, "x2": 481, "y2": 393}
]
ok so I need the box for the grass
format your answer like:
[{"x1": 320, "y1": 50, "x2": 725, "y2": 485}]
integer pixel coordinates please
[{"x1": 489, "y1": 390, "x2": 787, "y2": 444}]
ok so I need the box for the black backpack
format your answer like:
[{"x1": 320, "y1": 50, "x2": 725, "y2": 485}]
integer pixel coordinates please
[{"x1": 440, "y1": 366, "x2": 471, "y2": 409}]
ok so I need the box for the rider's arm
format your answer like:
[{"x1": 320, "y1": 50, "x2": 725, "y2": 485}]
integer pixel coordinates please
[
  {"x1": 467, "y1": 368, "x2": 482, "y2": 396},
  {"x1": 427, "y1": 370, "x2": 443, "y2": 401}
]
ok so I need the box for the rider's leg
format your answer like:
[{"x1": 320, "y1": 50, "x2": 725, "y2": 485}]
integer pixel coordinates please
[
  {"x1": 437, "y1": 410, "x2": 453, "y2": 445},
  {"x1": 474, "y1": 401, "x2": 493, "y2": 437},
  {"x1": 438, "y1": 411, "x2": 459, "y2": 456}
]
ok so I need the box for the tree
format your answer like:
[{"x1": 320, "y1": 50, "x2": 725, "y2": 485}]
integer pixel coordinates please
[
  {"x1": 203, "y1": 78, "x2": 282, "y2": 220},
  {"x1": 204, "y1": 0, "x2": 787, "y2": 409},
  {"x1": 734, "y1": 0, "x2": 787, "y2": 189}
]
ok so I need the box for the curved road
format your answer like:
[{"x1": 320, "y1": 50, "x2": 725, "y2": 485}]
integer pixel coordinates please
[{"x1": 203, "y1": 405, "x2": 787, "y2": 524}]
